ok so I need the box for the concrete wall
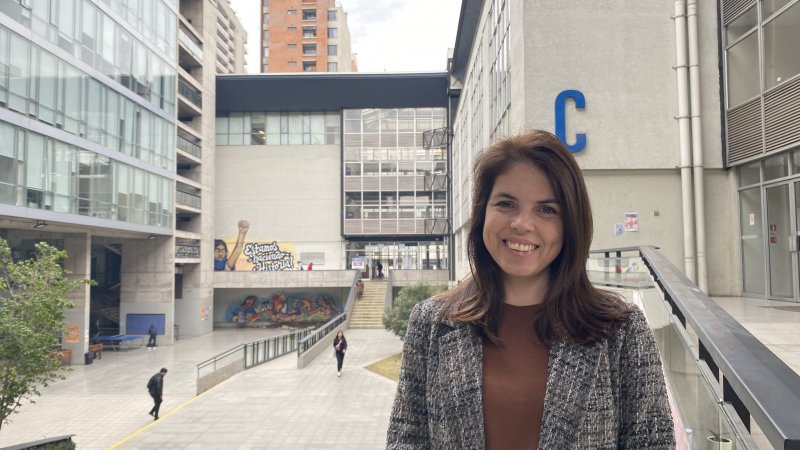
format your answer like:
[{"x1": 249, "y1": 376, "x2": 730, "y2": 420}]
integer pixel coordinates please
[
  {"x1": 62, "y1": 234, "x2": 91, "y2": 364},
  {"x1": 450, "y1": 0, "x2": 737, "y2": 296},
  {"x1": 213, "y1": 286, "x2": 349, "y2": 323},
  {"x1": 120, "y1": 236, "x2": 176, "y2": 343},
  {"x1": 215, "y1": 143, "x2": 343, "y2": 271},
  {"x1": 391, "y1": 270, "x2": 450, "y2": 287}
]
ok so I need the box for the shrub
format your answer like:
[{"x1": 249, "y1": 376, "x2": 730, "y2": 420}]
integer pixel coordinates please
[{"x1": 383, "y1": 281, "x2": 446, "y2": 338}]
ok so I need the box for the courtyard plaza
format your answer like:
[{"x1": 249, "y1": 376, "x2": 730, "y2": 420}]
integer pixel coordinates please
[{"x1": 0, "y1": 297, "x2": 797, "y2": 449}]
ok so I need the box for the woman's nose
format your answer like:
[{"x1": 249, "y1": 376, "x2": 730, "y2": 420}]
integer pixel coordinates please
[{"x1": 510, "y1": 212, "x2": 535, "y2": 232}]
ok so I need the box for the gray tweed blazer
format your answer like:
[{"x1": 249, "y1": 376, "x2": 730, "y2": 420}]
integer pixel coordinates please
[{"x1": 387, "y1": 298, "x2": 675, "y2": 449}]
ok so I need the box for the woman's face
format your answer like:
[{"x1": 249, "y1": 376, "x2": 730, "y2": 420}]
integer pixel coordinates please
[
  {"x1": 482, "y1": 161, "x2": 563, "y2": 290},
  {"x1": 214, "y1": 244, "x2": 227, "y2": 260}
]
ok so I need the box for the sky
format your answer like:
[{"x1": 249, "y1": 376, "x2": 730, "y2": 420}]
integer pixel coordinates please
[{"x1": 228, "y1": 0, "x2": 463, "y2": 73}]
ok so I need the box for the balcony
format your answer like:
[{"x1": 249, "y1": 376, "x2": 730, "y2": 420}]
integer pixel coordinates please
[
  {"x1": 178, "y1": 79, "x2": 202, "y2": 109},
  {"x1": 177, "y1": 134, "x2": 202, "y2": 159},
  {"x1": 178, "y1": 27, "x2": 204, "y2": 68},
  {"x1": 176, "y1": 190, "x2": 201, "y2": 209}
]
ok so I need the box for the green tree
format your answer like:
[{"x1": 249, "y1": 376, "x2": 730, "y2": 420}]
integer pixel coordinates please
[
  {"x1": 0, "y1": 239, "x2": 88, "y2": 430},
  {"x1": 383, "y1": 280, "x2": 446, "y2": 338}
]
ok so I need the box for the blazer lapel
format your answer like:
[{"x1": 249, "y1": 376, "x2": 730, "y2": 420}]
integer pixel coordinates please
[
  {"x1": 538, "y1": 338, "x2": 605, "y2": 448},
  {"x1": 434, "y1": 320, "x2": 485, "y2": 448}
]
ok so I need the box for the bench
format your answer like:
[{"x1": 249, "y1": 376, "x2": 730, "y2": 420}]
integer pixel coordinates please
[
  {"x1": 88, "y1": 343, "x2": 103, "y2": 360},
  {"x1": 51, "y1": 349, "x2": 71, "y2": 366}
]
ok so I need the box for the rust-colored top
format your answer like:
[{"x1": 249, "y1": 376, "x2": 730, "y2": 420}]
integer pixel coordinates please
[{"x1": 482, "y1": 303, "x2": 549, "y2": 450}]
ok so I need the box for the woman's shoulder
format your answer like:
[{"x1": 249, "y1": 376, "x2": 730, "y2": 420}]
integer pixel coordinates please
[
  {"x1": 607, "y1": 302, "x2": 654, "y2": 346},
  {"x1": 409, "y1": 296, "x2": 449, "y2": 325}
]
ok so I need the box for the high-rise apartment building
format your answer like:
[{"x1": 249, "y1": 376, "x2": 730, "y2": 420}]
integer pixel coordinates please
[
  {"x1": 175, "y1": 0, "x2": 246, "y2": 338},
  {"x1": 260, "y1": 0, "x2": 355, "y2": 73}
]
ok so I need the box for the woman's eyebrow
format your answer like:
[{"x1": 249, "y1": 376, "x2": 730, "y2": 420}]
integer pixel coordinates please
[{"x1": 490, "y1": 192, "x2": 559, "y2": 204}]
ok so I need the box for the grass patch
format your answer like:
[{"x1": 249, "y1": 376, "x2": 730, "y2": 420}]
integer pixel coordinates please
[{"x1": 364, "y1": 353, "x2": 402, "y2": 382}]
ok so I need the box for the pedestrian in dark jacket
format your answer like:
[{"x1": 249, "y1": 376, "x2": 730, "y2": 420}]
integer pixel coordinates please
[
  {"x1": 147, "y1": 368, "x2": 167, "y2": 420},
  {"x1": 147, "y1": 324, "x2": 157, "y2": 349},
  {"x1": 333, "y1": 331, "x2": 347, "y2": 377}
]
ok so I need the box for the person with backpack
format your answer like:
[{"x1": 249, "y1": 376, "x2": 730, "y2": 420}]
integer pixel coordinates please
[{"x1": 147, "y1": 368, "x2": 168, "y2": 420}]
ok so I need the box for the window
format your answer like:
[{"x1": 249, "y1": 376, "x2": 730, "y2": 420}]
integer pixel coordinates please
[
  {"x1": 288, "y1": 26, "x2": 297, "y2": 32},
  {"x1": 262, "y1": 63, "x2": 269, "y2": 71},
  {"x1": 288, "y1": 43, "x2": 297, "y2": 49},
  {"x1": 303, "y1": 26, "x2": 316, "y2": 38},
  {"x1": 288, "y1": 61, "x2": 297, "y2": 66},
  {"x1": 327, "y1": 10, "x2": 337, "y2": 20},
  {"x1": 302, "y1": 9, "x2": 317, "y2": 20},
  {"x1": 303, "y1": 43, "x2": 316, "y2": 55},
  {"x1": 327, "y1": 28, "x2": 337, "y2": 38},
  {"x1": 328, "y1": 45, "x2": 337, "y2": 56},
  {"x1": 327, "y1": 62, "x2": 338, "y2": 72},
  {"x1": 726, "y1": 31, "x2": 759, "y2": 107},
  {"x1": 763, "y1": 3, "x2": 800, "y2": 90},
  {"x1": 725, "y1": 6, "x2": 757, "y2": 44},
  {"x1": 303, "y1": 62, "x2": 316, "y2": 72},
  {"x1": 287, "y1": 9, "x2": 296, "y2": 14}
]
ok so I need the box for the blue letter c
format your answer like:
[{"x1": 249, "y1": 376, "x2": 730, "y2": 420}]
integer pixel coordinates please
[{"x1": 555, "y1": 90, "x2": 586, "y2": 153}]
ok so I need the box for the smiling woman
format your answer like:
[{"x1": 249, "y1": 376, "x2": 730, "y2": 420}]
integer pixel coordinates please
[{"x1": 387, "y1": 130, "x2": 675, "y2": 449}]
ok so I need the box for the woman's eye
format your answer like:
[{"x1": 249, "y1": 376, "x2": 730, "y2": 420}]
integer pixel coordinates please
[
  {"x1": 540, "y1": 206, "x2": 558, "y2": 215},
  {"x1": 495, "y1": 201, "x2": 513, "y2": 208}
]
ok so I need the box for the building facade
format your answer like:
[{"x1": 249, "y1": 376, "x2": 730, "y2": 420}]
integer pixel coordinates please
[
  {"x1": 0, "y1": 0, "x2": 246, "y2": 363},
  {"x1": 259, "y1": 0, "x2": 354, "y2": 73},
  {"x1": 448, "y1": 0, "x2": 741, "y2": 296},
  {"x1": 214, "y1": 73, "x2": 449, "y2": 286},
  {"x1": 723, "y1": 0, "x2": 800, "y2": 301}
]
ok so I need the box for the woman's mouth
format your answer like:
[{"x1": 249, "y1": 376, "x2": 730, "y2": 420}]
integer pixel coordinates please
[{"x1": 505, "y1": 240, "x2": 537, "y2": 252}]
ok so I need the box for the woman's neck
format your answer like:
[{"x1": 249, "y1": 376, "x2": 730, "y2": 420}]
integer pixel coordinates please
[{"x1": 502, "y1": 273, "x2": 549, "y2": 306}]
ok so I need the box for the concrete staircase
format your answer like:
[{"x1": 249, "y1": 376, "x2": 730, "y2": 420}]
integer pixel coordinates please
[{"x1": 349, "y1": 280, "x2": 388, "y2": 329}]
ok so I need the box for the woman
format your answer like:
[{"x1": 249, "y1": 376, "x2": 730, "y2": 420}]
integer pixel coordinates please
[
  {"x1": 333, "y1": 330, "x2": 348, "y2": 377},
  {"x1": 214, "y1": 219, "x2": 249, "y2": 271},
  {"x1": 387, "y1": 130, "x2": 674, "y2": 449}
]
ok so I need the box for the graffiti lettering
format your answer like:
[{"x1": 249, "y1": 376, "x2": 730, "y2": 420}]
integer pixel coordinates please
[{"x1": 243, "y1": 241, "x2": 295, "y2": 271}]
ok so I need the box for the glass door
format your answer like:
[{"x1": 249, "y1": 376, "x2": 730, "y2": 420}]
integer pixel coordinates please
[{"x1": 766, "y1": 184, "x2": 794, "y2": 298}]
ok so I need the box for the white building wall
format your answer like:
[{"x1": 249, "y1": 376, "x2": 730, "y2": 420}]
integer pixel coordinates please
[
  {"x1": 450, "y1": 0, "x2": 739, "y2": 295},
  {"x1": 215, "y1": 144, "x2": 344, "y2": 271}
]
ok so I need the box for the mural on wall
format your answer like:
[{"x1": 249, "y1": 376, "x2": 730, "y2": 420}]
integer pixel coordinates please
[
  {"x1": 214, "y1": 219, "x2": 297, "y2": 271},
  {"x1": 223, "y1": 292, "x2": 340, "y2": 324}
]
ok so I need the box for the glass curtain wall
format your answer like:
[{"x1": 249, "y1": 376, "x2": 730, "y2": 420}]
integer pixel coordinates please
[
  {"x1": 0, "y1": 120, "x2": 172, "y2": 228},
  {"x1": 342, "y1": 108, "x2": 447, "y2": 236},
  {"x1": 344, "y1": 241, "x2": 448, "y2": 275}
]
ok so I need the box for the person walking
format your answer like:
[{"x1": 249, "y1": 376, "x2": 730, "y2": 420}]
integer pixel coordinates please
[
  {"x1": 307, "y1": 262, "x2": 313, "y2": 271},
  {"x1": 356, "y1": 279, "x2": 364, "y2": 300},
  {"x1": 147, "y1": 368, "x2": 167, "y2": 420},
  {"x1": 333, "y1": 331, "x2": 348, "y2": 377},
  {"x1": 377, "y1": 261, "x2": 384, "y2": 279},
  {"x1": 147, "y1": 324, "x2": 158, "y2": 349}
]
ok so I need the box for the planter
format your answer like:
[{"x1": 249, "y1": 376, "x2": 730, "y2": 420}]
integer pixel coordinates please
[{"x1": 706, "y1": 435, "x2": 732, "y2": 450}]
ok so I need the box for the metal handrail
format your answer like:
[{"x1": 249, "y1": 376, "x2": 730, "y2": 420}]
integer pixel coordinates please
[
  {"x1": 244, "y1": 329, "x2": 311, "y2": 369},
  {"x1": 196, "y1": 342, "x2": 245, "y2": 377},
  {"x1": 196, "y1": 329, "x2": 312, "y2": 379},
  {"x1": 296, "y1": 313, "x2": 347, "y2": 355},
  {"x1": 592, "y1": 245, "x2": 800, "y2": 449}
]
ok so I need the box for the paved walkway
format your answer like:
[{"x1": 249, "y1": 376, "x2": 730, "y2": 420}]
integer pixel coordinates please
[{"x1": 0, "y1": 297, "x2": 797, "y2": 449}]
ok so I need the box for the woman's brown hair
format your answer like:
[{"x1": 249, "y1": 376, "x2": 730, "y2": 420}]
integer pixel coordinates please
[{"x1": 441, "y1": 130, "x2": 631, "y2": 345}]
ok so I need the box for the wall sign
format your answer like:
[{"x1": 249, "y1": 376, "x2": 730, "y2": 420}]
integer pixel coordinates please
[{"x1": 555, "y1": 89, "x2": 586, "y2": 153}]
